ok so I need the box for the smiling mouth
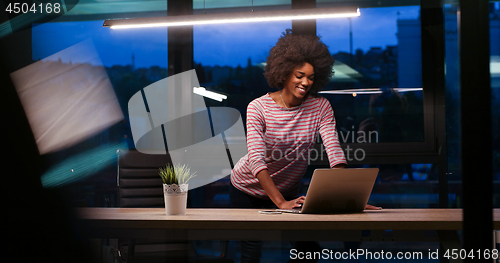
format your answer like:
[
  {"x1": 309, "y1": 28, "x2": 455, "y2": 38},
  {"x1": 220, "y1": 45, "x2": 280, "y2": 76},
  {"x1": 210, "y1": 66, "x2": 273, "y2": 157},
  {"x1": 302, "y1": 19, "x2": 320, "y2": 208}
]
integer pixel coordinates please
[{"x1": 297, "y1": 86, "x2": 307, "y2": 92}]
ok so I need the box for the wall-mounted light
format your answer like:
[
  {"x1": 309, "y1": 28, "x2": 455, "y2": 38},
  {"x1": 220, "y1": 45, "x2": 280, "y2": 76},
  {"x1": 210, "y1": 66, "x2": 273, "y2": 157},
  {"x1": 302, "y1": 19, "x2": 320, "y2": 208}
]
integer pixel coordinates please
[
  {"x1": 103, "y1": 6, "x2": 360, "y2": 29},
  {"x1": 193, "y1": 87, "x2": 227, "y2": 102},
  {"x1": 319, "y1": 87, "x2": 423, "y2": 96},
  {"x1": 320, "y1": 88, "x2": 382, "y2": 95}
]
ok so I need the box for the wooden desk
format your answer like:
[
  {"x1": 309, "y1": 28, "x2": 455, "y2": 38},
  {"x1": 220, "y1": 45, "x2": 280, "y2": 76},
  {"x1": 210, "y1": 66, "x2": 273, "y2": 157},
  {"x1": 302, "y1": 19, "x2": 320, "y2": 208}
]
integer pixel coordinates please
[
  {"x1": 75, "y1": 208, "x2": 500, "y2": 242},
  {"x1": 76, "y1": 208, "x2": 500, "y2": 263}
]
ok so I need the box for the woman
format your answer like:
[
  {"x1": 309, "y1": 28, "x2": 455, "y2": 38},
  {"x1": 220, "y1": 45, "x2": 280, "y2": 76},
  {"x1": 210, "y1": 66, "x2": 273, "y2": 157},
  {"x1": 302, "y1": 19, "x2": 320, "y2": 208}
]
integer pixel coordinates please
[
  {"x1": 231, "y1": 29, "x2": 346, "y2": 208},
  {"x1": 230, "y1": 30, "x2": 378, "y2": 262}
]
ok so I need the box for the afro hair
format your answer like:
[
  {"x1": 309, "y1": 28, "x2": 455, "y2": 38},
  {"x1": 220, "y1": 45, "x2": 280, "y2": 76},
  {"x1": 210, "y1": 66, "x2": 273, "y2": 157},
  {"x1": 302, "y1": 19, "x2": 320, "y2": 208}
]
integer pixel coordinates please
[{"x1": 263, "y1": 29, "x2": 334, "y2": 96}]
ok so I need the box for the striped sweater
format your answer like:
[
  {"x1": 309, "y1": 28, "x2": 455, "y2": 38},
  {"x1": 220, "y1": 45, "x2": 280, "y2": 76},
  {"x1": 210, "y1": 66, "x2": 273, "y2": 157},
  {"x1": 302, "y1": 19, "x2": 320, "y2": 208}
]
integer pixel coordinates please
[{"x1": 230, "y1": 93, "x2": 347, "y2": 198}]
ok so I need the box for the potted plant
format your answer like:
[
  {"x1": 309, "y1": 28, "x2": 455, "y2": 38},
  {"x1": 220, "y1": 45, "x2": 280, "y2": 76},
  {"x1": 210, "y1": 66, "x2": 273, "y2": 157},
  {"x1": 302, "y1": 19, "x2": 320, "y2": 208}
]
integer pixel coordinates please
[{"x1": 159, "y1": 164, "x2": 197, "y2": 215}]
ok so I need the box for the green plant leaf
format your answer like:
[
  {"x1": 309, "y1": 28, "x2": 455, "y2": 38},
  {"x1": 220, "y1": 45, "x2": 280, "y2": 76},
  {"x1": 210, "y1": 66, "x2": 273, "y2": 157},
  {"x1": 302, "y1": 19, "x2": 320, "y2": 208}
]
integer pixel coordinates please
[{"x1": 158, "y1": 163, "x2": 197, "y2": 185}]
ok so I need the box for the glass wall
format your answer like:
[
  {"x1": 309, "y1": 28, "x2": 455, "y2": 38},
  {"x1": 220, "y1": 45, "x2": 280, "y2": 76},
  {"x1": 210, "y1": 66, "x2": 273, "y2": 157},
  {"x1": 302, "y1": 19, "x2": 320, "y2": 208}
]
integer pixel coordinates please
[
  {"x1": 4, "y1": 0, "x2": 497, "y2": 262},
  {"x1": 21, "y1": 0, "x2": 452, "y2": 209},
  {"x1": 21, "y1": 1, "x2": 497, "y2": 210},
  {"x1": 4, "y1": 1, "x2": 498, "y2": 262},
  {"x1": 317, "y1": 5, "x2": 424, "y2": 144}
]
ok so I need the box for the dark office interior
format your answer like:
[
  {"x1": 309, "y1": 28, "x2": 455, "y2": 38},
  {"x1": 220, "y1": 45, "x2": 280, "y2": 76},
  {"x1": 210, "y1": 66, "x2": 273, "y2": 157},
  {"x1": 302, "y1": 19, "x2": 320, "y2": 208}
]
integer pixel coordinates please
[{"x1": 1, "y1": 0, "x2": 499, "y2": 262}]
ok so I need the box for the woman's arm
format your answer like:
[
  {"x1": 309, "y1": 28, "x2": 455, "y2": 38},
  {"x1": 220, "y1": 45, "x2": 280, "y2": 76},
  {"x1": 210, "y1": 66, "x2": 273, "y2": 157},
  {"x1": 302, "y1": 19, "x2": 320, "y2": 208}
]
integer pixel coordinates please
[
  {"x1": 318, "y1": 98, "x2": 347, "y2": 167},
  {"x1": 256, "y1": 169, "x2": 304, "y2": 209}
]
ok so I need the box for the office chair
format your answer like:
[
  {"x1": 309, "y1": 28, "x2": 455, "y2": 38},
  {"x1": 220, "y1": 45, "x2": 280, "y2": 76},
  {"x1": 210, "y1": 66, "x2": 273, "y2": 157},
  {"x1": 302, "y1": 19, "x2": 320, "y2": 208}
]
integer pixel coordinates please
[{"x1": 116, "y1": 149, "x2": 232, "y2": 263}]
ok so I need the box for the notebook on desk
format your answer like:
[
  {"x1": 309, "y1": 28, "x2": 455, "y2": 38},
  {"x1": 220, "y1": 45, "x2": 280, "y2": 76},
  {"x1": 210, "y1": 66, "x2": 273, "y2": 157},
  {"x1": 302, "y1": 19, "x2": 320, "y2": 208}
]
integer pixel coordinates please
[{"x1": 275, "y1": 168, "x2": 379, "y2": 214}]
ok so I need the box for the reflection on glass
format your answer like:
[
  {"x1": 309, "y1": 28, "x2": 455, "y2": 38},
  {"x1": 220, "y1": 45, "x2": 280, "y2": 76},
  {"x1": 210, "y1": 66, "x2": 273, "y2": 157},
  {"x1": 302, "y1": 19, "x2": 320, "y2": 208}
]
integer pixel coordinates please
[
  {"x1": 30, "y1": 20, "x2": 168, "y2": 197},
  {"x1": 490, "y1": 2, "x2": 500, "y2": 206},
  {"x1": 128, "y1": 70, "x2": 247, "y2": 190},
  {"x1": 32, "y1": 20, "x2": 169, "y2": 150},
  {"x1": 12, "y1": 39, "x2": 123, "y2": 154}
]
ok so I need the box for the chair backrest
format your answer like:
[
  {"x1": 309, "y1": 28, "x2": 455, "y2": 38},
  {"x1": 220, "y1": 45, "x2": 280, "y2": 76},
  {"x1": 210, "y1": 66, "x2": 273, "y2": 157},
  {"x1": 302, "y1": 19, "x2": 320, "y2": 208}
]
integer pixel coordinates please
[
  {"x1": 117, "y1": 149, "x2": 173, "y2": 208},
  {"x1": 116, "y1": 149, "x2": 232, "y2": 262}
]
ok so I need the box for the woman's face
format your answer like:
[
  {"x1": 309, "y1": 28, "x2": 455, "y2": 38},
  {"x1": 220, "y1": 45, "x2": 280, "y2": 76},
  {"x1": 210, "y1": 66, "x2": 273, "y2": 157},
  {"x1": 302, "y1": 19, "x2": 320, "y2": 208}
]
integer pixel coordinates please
[{"x1": 282, "y1": 62, "x2": 315, "y2": 101}]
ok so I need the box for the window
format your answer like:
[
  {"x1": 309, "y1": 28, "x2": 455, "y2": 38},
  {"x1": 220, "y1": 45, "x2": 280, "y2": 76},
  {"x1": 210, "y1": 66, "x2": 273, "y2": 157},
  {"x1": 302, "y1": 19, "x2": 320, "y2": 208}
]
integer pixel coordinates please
[
  {"x1": 30, "y1": 20, "x2": 168, "y2": 204},
  {"x1": 313, "y1": 4, "x2": 443, "y2": 208},
  {"x1": 22, "y1": 1, "x2": 462, "y2": 209},
  {"x1": 32, "y1": 20, "x2": 168, "y2": 117},
  {"x1": 317, "y1": 6, "x2": 425, "y2": 147}
]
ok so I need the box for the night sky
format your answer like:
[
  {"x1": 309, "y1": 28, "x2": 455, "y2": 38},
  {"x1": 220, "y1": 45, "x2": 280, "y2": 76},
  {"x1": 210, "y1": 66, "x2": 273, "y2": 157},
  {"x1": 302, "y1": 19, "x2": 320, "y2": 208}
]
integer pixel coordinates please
[{"x1": 32, "y1": 6, "x2": 420, "y2": 68}]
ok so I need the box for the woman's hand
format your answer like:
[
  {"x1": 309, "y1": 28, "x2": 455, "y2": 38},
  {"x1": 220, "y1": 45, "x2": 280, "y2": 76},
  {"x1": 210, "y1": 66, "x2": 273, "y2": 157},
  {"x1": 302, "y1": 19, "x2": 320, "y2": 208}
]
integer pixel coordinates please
[
  {"x1": 278, "y1": 196, "x2": 306, "y2": 209},
  {"x1": 278, "y1": 196, "x2": 305, "y2": 210},
  {"x1": 365, "y1": 204, "x2": 382, "y2": 210}
]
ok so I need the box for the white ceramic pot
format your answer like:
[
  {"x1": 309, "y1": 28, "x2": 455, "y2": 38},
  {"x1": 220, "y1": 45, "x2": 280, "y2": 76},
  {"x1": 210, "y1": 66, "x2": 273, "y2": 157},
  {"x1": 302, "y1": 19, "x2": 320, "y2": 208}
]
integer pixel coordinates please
[{"x1": 163, "y1": 184, "x2": 188, "y2": 215}]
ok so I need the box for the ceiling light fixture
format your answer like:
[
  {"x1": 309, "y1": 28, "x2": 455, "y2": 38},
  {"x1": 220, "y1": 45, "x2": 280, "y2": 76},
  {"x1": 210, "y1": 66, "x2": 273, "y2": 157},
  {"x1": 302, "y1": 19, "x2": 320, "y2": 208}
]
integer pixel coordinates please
[
  {"x1": 103, "y1": 6, "x2": 360, "y2": 29},
  {"x1": 319, "y1": 87, "x2": 423, "y2": 95}
]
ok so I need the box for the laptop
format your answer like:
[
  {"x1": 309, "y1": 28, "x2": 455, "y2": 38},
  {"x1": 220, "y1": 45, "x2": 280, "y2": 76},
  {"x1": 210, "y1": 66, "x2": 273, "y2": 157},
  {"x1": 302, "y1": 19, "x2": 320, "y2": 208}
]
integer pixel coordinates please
[{"x1": 275, "y1": 168, "x2": 379, "y2": 214}]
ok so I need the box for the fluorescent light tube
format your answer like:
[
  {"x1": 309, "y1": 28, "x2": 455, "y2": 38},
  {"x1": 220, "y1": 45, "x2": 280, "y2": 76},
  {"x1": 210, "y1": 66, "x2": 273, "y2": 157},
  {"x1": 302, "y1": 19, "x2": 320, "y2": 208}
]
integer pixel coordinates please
[
  {"x1": 104, "y1": 7, "x2": 360, "y2": 29},
  {"x1": 319, "y1": 87, "x2": 423, "y2": 95},
  {"x1": 319, "y1": 88, "x2": 382, "y2": 95},
  {"x1": 394, "y1": 88, "x2": 423, "y2": 92},
  {"x1": 193, "y1": 87, "x2": 227, "y2": 102}
]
